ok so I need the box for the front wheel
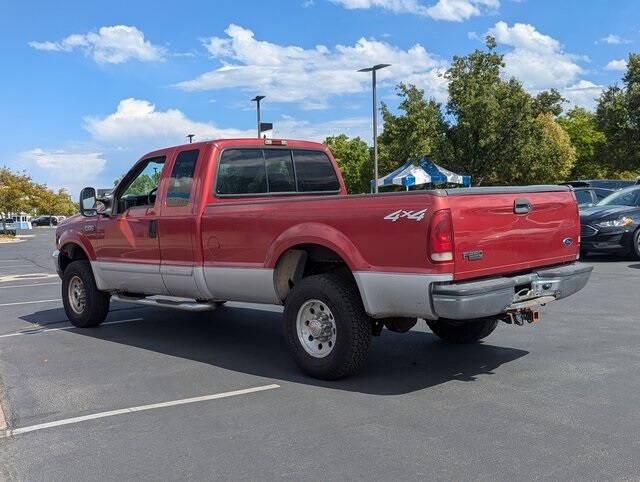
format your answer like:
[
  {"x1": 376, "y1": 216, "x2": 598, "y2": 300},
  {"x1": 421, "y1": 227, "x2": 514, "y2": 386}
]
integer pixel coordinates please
[
  {"x1": 62, "y1": 260, "x2": 110, "y2": 328},
  {"x1": 426, "y1": 318, "x2": 499, "y2": 344},
  {"x1": 283, "y1": 273, "x2": 372, "y2": 380},
  {"x1": 632, "y1": 229, "x2": 640, "y2": 260}
]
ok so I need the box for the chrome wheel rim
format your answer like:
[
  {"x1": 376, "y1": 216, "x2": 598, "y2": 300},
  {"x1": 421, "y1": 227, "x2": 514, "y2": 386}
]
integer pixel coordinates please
[
  {"x1": 68, "y1": 275, "x2": 87, "y2": 314},
  {"x1": 296, "y1": 299, "x2": 337, "y2": 358}
]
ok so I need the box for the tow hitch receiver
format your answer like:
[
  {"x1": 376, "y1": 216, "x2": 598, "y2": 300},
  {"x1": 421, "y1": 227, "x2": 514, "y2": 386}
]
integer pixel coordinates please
[{"x1": 501, "y1": 309, "x2": 540, "y2": 326}]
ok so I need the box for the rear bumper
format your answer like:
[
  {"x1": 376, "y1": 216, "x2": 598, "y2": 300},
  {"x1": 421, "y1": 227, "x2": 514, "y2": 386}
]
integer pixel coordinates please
[{"x1": 431, "y1": 262, "x2": 593, "y2": 320}]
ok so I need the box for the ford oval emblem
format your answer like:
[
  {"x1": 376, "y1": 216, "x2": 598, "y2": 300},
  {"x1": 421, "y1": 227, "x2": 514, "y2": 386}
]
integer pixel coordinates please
[{"x1": 563, "y1": 237, "x2": 573, "y2": 246}]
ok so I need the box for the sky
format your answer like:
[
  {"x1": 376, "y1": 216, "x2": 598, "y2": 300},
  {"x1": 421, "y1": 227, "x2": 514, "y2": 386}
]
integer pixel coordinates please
[{"x1": 1, "y1": 0, "x2": 638, "y2": 195}]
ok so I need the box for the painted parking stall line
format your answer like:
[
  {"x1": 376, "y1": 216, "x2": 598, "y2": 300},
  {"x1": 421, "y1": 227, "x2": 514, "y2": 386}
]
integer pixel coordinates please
[
  {"x1": 3, "y1": 384, "x2": 280, "y2": 437},
  {"x1": 0, "y1": 299, "x2": 61, "y2": 307},
  {"x1": 0, "y1": 282, "x2": 60, "y2": 289},
  {"x1": 0, "y1": 317, "x2": 144, "y2": 339}
]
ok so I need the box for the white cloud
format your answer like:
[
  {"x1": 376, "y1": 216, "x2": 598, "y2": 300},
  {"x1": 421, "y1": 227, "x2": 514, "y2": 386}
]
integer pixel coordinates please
[
  {"x1": 489, "y1": 21, "x2": 584, "y2": 91},
  {"x1": 561, "y1": 80, "x2": 604, "y2": 111},
  {"x1": 329, "y1": 0, "x2": 499, "y2": 21},
  {"x1": 605, "y1": 59, "x2": 627, "y2": 71},
  {"x1": 28, "y1": 25, "x2": 165, "y2": 64},
  {"x1": 84, "y1": 98, "x2": 253, "y2": 146},
  {"x1": 178, "y1": 24, "x2": 448, "y2": 109},
  {"x1": 20, "y1": 149, "x2": 107, "y2": 195},
  {"x1": 598, "y1": 34, "x2": 630, "y2": 45},
  {"x1": 273, "y1": 115, "x2": 372, "y2": 142}
]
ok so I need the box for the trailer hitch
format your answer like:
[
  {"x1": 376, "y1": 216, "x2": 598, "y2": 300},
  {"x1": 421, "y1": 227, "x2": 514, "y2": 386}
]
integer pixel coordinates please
[{"x1": 501, "y1": 309, "x2": 540, "y2": 326}]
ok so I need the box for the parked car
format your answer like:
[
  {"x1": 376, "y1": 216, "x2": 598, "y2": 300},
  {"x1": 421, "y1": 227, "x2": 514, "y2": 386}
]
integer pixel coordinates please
[
  {"x1": 32, "y1": 215, "x2": 58, "y2": 226},
  {"x1": 564, "y1": 179, "x2": 636, "y2": 190},
  {"x1": 0, "y1": 218, "x2": 17, "y2": 235},
  {"x1": 580, "y1": 186, "x2": 640, "y2": 258},
  {"x1": 572, "y1": 187, "x2": 614, "y2": 208},
  {"x1": 54, "y1": 138, "x2": 592, "y2": 379}
]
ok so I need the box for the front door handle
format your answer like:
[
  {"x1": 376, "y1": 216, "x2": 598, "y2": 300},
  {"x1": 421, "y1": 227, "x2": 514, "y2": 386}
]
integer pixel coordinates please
[
  {"x1": 149, "y1": 219, "x2": 157, "y2": 238},
  {"x1": 514, "y1": 199, "x2": 532, "y2": 214}
]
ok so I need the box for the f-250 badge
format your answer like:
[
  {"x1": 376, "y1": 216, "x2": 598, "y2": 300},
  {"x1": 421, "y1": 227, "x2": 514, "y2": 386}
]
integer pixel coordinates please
[{"x1": 384, "y1": 209, "x2": 427, "y2": 222}]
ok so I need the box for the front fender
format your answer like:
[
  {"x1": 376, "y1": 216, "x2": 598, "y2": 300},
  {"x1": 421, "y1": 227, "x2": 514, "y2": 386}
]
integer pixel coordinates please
[
  {"x1": 264, "y1": 222, "x2": 369, "y2": 271},
  {"x1": 57, "y1": 227, "x2": 97, "y2": 261}
]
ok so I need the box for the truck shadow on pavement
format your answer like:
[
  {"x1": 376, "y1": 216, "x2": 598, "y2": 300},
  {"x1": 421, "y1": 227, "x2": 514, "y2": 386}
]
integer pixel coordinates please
[{"x1": 22, "y1": 305, "x2": 528, "y2": 396}]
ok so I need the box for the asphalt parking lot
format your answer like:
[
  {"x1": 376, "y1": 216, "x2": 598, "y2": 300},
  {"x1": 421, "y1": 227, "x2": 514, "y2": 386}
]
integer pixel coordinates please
[{"x1": 1, "y1": 229, "x2": 639, "y2": 480}]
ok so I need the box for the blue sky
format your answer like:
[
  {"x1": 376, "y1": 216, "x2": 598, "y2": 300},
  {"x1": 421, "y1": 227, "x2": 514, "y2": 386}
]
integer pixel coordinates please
[{"x1": 1, "y1": 0, "x2": 638, "y2": 195}]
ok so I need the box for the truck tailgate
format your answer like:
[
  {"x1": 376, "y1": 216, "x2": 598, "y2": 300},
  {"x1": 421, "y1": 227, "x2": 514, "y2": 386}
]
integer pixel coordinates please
[{"x1": 446, "y1": 188, "x2": 580, "y2": 280}]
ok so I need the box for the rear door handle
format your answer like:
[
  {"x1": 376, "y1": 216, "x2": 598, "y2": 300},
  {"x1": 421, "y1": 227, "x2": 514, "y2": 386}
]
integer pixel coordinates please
[
  {"x1": 149, "y1": 219, "x2": 157, "y2": 238},
  {"x1": 514, "y1": 199, "x2": 532, "y2": 214}
]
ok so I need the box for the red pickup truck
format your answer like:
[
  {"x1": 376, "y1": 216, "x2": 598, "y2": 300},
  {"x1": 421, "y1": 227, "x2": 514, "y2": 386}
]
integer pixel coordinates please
[{"x1": 54, "y1": 138, "x2": 592, "y2": 379}]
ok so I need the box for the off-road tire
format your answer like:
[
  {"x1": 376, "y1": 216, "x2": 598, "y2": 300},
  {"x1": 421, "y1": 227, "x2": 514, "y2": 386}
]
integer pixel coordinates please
[
  {"x1": 62, "y1": 260, "x2": 110, "y2": 328},
  {"x1": 632, "y1": 229, "x2": 640, "y2": 260},
  {"x1": 426, "y1": 317, "x2": 499, "y2": 344},
  {"x1": 283, "y1": 273, "x2": 372, "y2": 380}
]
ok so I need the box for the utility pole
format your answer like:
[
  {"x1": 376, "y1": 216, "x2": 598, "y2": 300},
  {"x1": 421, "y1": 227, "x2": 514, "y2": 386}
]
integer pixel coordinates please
[
  {"x1": 251, "y1": 95, "x2": 265, "y2": 139},
  {"x1": 358, "y1": 64, "x2": 390, "y2": 193}
]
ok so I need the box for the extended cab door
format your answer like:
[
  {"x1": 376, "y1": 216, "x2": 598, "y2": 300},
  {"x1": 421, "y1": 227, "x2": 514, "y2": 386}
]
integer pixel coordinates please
[
  {"x1": 157, "y1": 148, "x2": 205, "y2": 298},
  {"x1": 94, "y1": 155, "x2": 169, "y2": 295}
]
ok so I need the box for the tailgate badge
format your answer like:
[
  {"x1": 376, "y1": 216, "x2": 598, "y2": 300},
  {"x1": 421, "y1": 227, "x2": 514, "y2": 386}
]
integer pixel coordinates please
[
  {"x1": 463, "y1": 250, "x2": 483, "y2": 261},
  {"x1": 563, "y1": 237, "x2": 573, "y2": 246}
]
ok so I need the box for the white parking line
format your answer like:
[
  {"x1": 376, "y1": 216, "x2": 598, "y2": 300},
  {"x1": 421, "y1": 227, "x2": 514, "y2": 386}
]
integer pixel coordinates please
[
  {"x1": 3, "y1": 384, "x2": 280, "y2": 437},
  {"x1": 0, "y1": 282, "x2": 60, "y2": 289},
  {"x1": 0, "y1": 317, "x2": 144, "y2": 339},
  {"x1": 0, "y1": 265, "x2": 30, "y2": 270},
  {"x1": 0, "y1": 299, "x2": 61, "y2": 307}
]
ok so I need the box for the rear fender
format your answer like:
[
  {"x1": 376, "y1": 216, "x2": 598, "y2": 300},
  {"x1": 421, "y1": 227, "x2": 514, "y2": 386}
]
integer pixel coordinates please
[{"x1": 265, "y1": 222, "x2": 369, "y2": 271}]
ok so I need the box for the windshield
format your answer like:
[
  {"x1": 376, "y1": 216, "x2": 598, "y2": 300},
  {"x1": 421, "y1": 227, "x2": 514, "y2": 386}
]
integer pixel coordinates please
[{"x1": 598, "y1": 188, "x2": 640, "y2": 207}]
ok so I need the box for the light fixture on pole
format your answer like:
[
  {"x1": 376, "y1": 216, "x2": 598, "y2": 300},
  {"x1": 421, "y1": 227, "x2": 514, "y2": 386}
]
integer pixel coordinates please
[
  {"x1": 251, "y1": 95, "x2": 266, "y2": 139},
  {"x1": 358, "y1": 64, "x2": 390, "y2": 193},
  {"x1": 187, "y1": 134, "x2": 195, "y2": 144}
]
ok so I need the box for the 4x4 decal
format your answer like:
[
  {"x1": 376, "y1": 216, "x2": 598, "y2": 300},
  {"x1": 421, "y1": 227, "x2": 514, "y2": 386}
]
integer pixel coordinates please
[{"x1": 384, "y1": 209, "x2": 427, "y2": 222}]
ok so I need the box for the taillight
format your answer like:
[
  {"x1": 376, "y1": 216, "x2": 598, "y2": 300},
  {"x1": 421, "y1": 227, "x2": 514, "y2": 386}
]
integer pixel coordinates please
[{"x1": 429, "y1": 209, "x2": 454, "y2": 262}]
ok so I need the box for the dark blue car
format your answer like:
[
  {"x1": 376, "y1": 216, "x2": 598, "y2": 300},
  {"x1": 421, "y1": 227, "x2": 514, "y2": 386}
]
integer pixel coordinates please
[{"x1": 580, "y1": 186, "x2": 640, "y2": 258}]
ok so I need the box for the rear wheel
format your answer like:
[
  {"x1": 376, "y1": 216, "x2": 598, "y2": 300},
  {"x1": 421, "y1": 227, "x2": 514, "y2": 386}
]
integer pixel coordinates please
[
  {"x1": 62, "y1": 260, "x2": 110, "y2": 328},
  {"x1": 426, "y1": 318, "x2": 499, "y2": 344},
  {"x1": 283, "y1": 273, "x2": 372, "y2": 380}
]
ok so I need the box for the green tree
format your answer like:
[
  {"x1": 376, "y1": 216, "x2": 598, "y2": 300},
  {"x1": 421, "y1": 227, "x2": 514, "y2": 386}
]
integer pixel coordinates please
[
  {"x1": 0, "y1": 167, "x2": 37, "y2": 232},
  {"x1": 533, "y1": 89, "x2": 566, "y2": 117},
  {"x1": 596, "y1": 53, "x2": 640, "y2": 177},
  {"x1": 324, "y1": 134, "x2": 372, "y2": 193},
  {"x1": 558, "y1": 107, "x2": 607, "y2": 178},
  {"x1": 378, "y1": 83, "x2": 449, "y2": 176},
  {"x1": 444, "y1": 36, "x2": 574, "y2": 185}
]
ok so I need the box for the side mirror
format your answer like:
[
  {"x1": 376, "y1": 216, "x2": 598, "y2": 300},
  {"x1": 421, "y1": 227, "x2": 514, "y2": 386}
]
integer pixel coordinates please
[{"x1": 79, "y1": 187, "x2": 97, "y2": 217}]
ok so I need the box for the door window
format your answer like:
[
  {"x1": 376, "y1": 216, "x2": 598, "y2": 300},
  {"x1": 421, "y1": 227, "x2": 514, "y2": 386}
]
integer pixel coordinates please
[
  {"x1": 119, "y1": 157, "x2": 165, "y2": 210},
  {"x1": 167, "y1": 150, "x2": 199, "y2": 206},
  {"x1": 574, "y1": 190, "x2": 593, "y2": 205}
]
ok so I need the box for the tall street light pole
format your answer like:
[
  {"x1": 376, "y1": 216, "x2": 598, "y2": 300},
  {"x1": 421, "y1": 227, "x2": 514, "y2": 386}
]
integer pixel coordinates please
[
  {"x1": 358, "y1": 64, "x2": 390, "y2": 193},
  {"x1": 251, "y1": 95, "x2": 265, "y2": 139}
]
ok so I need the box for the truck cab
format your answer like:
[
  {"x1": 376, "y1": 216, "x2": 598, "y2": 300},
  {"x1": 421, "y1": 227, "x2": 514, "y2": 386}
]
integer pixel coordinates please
[{"x1": 54, "y1": 138, "x2": 592, "y2": 380}]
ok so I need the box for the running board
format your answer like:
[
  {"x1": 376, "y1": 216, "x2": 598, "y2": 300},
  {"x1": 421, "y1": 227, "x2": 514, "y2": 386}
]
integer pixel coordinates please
[{"x1": 112, "y1": 294, "x2": 219, "y2": 312}]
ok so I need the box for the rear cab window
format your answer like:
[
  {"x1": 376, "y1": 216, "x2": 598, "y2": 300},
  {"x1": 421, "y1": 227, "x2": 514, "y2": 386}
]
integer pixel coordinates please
[
  {"x1": 167, "y1": 149, "x2": 199, "y2": 206},
  {"x1": 215, "y1": 148, "x2": 339, "y2": 196}
]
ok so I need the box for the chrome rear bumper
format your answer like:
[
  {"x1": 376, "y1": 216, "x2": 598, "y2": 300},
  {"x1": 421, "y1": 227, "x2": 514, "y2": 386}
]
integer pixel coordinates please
[{"x1": 431, "y1": 262, "x2": 593, "y2": 320}]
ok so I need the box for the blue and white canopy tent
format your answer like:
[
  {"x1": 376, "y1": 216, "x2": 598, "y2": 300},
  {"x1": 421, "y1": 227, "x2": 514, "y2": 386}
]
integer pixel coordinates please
[{"x1": 373, "y1": 157, "x2": 471, "y2": 191}]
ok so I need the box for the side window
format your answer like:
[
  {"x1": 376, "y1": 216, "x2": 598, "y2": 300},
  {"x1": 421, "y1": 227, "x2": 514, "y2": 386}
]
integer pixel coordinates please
[
  {"x1": 574, "y1": 190, "x2": 593, "y2": 205},
  {"x1": 120, "y1": 157, "x2": 166, "y2": 204},
  {"x1": 167, "y1": 150, "x2": 199, "y2": 207},
  {"x1": 216, "y1": 149, "x2": 266, "y2": 195},
  {"x1": 292, "y1": 150, "x2": 340, "y2": 192},
  {"x1": 264, "y1": 150, "x2": 296, "y2": 193}
]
